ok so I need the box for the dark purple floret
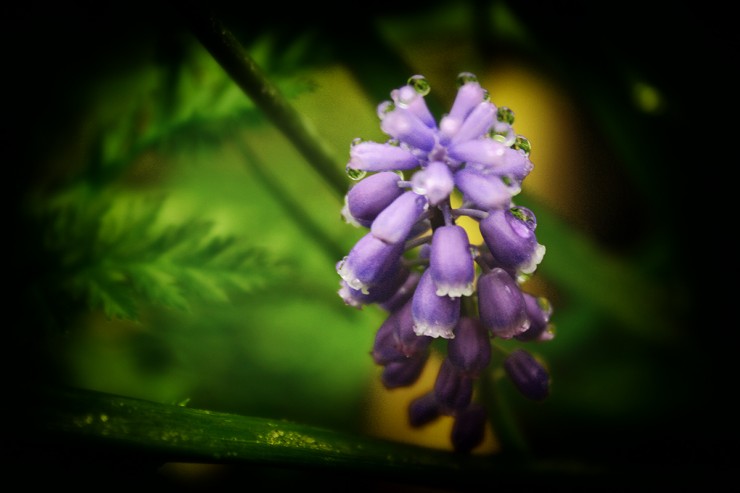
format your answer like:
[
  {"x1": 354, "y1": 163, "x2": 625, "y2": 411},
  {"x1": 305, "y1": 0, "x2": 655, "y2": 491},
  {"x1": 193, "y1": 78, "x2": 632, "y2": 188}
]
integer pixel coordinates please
[
  {"x1": 451, "y1": 403, "x2": 487, "y2": 453},
  {"x1": 433, "y1": 358, "x2": 474, "y2": 414},
  {"x1": 381, "y1": 351, "x2": 430, "y2": 389},
  {"x1": 408, "y1": 391, "x2": 442, "y2": 428},
  {"x1": 503, "y1": 348, "x2": 550, "y2": 401}
]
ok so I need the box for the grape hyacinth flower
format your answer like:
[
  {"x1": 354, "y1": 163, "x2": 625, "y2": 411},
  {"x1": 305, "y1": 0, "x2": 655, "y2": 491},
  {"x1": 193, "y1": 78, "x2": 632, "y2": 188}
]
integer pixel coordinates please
[{"x1": 337, "y1": 73, "x2": 555, "y2": 454}]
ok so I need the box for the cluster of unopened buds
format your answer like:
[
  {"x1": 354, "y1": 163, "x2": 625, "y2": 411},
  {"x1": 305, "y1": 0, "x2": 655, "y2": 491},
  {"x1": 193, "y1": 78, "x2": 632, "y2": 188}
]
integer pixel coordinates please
[{"x1": 336, "y1": 73, "x2": 554, "y2": 453}]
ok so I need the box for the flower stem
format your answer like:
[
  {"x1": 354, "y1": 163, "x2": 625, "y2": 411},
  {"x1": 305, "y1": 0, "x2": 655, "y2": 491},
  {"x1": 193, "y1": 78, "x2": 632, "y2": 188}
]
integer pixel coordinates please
[{"x1": 176, "y1": 1, "x2": 347, "y2": 199}]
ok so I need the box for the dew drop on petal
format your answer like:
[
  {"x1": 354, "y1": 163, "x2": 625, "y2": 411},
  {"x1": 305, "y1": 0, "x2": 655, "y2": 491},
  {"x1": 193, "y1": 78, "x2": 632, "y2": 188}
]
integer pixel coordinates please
[
  {"x1": 377, "y1": 100, "x2": 395, "y2": 120},
  {"x1": 408, "y1": 75, "x2": 431, "y2": 96},
  {"x1": 346, "y1": 167, "x2": 367, "y2": 181},
  {"x1": 513, "y1": 135, "x2": 531, "y2": 156},
  {"x1": 351, "y1": 137, "x2": 365, "y2": 147},
  {"x1": 497, "y1": 106, "x2": 515, "y2": 125},
  {"x1": 489, "y1": 122, "x2": 516, "y2": 146},
  {"x1": 456, "y1": 72, "x2": 478, "y2": 87}
]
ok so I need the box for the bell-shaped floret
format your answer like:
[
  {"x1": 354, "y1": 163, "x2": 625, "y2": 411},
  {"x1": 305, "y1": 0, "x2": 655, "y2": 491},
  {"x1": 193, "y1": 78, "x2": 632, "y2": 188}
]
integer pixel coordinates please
[
  {"x1": 477, "y1": 267, "x2": 530, "y2": 339},
  {"x1": 379, "y1": 270, "x2": 421, "y2": 313},
  {"x1": 391, "y1": 82, "x2": 436, "y2": 129},
  {"x1": 371, "y1": 191, "x2": 429, "y2": 245},
  {"x1": 503, "y1": 349, "x2": 550, "y2": 401},
  {"x1": 412, "y1": 269, "x2": 461, "y2": 339},
  {"x1": 429, "y1": 225, "x2": 475, "y2": 298},
  {"x1": 479, "y1": 207, "x2": 545, "y2": 275},
  {"x1": 336, "y1": 232, "x2": 404, "y2": 294}
]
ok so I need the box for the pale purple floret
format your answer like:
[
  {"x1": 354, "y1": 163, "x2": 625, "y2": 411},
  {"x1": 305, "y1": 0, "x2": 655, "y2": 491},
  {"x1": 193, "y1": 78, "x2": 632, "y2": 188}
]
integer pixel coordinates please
[
  {"x1": 429, "y1": 225, "x2": 475, "y2": 298},
  {"x1": 479, "y1": 207, "x2": 545, "y2": 275},
  {"x1": 454, "y1": 167, "x2": 519, "y2": 211},
  {"x1": 411, "y1": 161, "x2": 454, "y2": 206},
  {"x1": 446, "y1": 317, "x2": 491, "y2": 376},
  {"x1": 448, "y1": 139, "x2": 534, "y2": 183},
  {"x1": 343, "y1": 171, "x2": 404, "y2": 228},
  {"x1": 347, "y1": 141, "x2": 420, "y2": 172},
  {"x1": 434, "y1": 358, "x2": 474, "y2": 413},
  {"x1": 391, "y1": 83, "x2": 436, "y2": 128},
  {"x1": 503, "y1": 348, "x2": 550, "y2": 401},
  {"x1": 380, "y1": 106, "x2": 437, "y2": 152},
  {"x1": 477, "y1": 267, "x2": 530, "y2": 339},
  {"x1": 412, "y1": 269, "x2": 461, "y2": 339},
  {"x1": 449, "y1": 101, "x2": 496, "y2": 146},
  {"x1": 451, "y1": 403, "x2": 487, "y2": 453},
  {"x1": 336, "y1": 232, "x2": 404, "y2": 294},
  {"x1": 371, "y1": 191, "x2": 429, "y2": 244}
]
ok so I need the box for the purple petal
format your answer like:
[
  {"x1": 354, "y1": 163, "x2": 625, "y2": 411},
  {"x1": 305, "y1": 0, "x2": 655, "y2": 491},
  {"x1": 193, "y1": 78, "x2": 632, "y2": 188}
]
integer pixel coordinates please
[
  {"x1": 429, "y1": 225, "x2": 475, "y2": 298},
  {"x1": 348, "y1": 141, "x2": 420, "y2": 172},
  {"x1": 412, "y1": 269, "x2": 461, "y2": 339},
  {"x1": 448, "y1": 140, "x2": 533, "y2": 182},
  {"x1": 371, "y1": 191, "x2": 429, "y2": 244},
  {"x1": 477, "y1": 267, "x2": 529, "y2": 339}
]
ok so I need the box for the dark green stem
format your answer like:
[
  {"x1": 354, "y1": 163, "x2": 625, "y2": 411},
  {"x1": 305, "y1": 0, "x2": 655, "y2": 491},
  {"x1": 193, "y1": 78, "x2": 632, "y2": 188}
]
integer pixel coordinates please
[
  {"x1": 25, "y1": 386, "x2": 597, "y2": 486},
  {"x1": 176, "y1": 1, "x2": 347, "y2": 199}
]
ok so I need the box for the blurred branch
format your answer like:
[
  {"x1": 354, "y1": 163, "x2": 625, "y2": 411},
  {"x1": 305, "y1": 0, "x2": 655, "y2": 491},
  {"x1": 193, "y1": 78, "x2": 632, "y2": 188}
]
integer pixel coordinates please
[
  {"x1": 28, "y1": 386, "x2": 599, "y2": 487},
  {"x1": 175, "y1": 1, "x2": 347, "y2": 199}
]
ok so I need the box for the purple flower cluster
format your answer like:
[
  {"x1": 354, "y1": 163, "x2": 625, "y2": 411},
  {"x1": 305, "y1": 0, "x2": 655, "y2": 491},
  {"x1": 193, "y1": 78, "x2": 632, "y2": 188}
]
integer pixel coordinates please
[{"x1": 336, "y1": 73, "x2": 554, "y2": 453}]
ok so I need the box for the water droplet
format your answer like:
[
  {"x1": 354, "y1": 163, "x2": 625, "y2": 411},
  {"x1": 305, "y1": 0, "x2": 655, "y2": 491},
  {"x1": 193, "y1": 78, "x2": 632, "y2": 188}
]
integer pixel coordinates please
[
  {"x1": 377, "y1": 100, "x2": 395, "y2": 119},
  {"x1": 513, "y1": 135, "x2": 531, "y2": 156},
  {"x1": 456, "y1": 72, "x2": 478, "y2": 87},
  {"x1": 387, "y1": 138, "x2": 401, "y2": 147},
  {"x1": 482, "y1": 89, "x2": 491, "y2": 102},
  {"x1": 497, "y1": 106, "x2": 515, "y2": 125},
  {"x1": 351, "y1": 137, "x2": 364, "y2": 147},
  {"x1": 510, "y1": 206, "x2": 537, "y2": 230},
  {"x1": 407, "y1": 75, "x2": 431, "y2": 96},
  {"x1": 488, "y1": 122, "x2": 515, "y2": 146},
  {"x1": 346, "y1": 167, "x2": 367, "y2": 181}
]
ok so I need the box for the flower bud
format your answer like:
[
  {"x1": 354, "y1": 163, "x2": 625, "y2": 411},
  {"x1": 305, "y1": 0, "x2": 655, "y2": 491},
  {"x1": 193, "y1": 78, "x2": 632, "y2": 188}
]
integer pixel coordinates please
[
  {"x1": 479, "y1": 207, "x2": 545, "y2": 275},
  {"x1": 371, "y1": 191, "x2": 429, "y2": 244},
  {"x1": 412, "y1": 269, "x2": 461, "y2": 339},
  {"x1": 503, "y1": 349, "x2": 550, "y2": 401},
  {"x1": 408, "y1": 391, "x2": 441, "y2": 428},
  {"x1": 447, "y1": 317, "x2": 491, "y2": 376},
  {"x1": 451, "y1": 403, "x2": 487, "y2": 454},
  {"x1": 434, "y1": 358, "x2": 474, "y2": 414},
  {"x1": 344, "y1": 172, "x2": 404, "y2": 228}
]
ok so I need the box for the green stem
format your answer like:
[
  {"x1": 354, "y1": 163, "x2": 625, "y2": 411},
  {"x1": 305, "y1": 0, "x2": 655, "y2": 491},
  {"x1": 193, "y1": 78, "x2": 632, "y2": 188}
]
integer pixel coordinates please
[
  {"x1": 26, "y1": 386, "x2": 598, "y2": 486},
  {"x1": 176, "y1": 1, "x2": 347, "y2": 199}
]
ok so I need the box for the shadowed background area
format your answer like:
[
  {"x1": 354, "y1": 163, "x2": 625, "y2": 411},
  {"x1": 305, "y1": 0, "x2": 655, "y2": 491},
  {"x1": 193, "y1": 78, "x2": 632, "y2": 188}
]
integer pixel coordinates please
[{"x1": 7, "y1": 0, "x2": 727, "y2": 489}]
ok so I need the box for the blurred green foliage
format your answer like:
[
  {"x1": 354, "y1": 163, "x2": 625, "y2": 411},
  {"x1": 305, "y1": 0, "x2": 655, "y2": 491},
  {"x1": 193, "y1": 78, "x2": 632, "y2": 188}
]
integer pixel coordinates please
[{"x1": 7, "y1": 0, "x2": 725, "y2": 489}]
